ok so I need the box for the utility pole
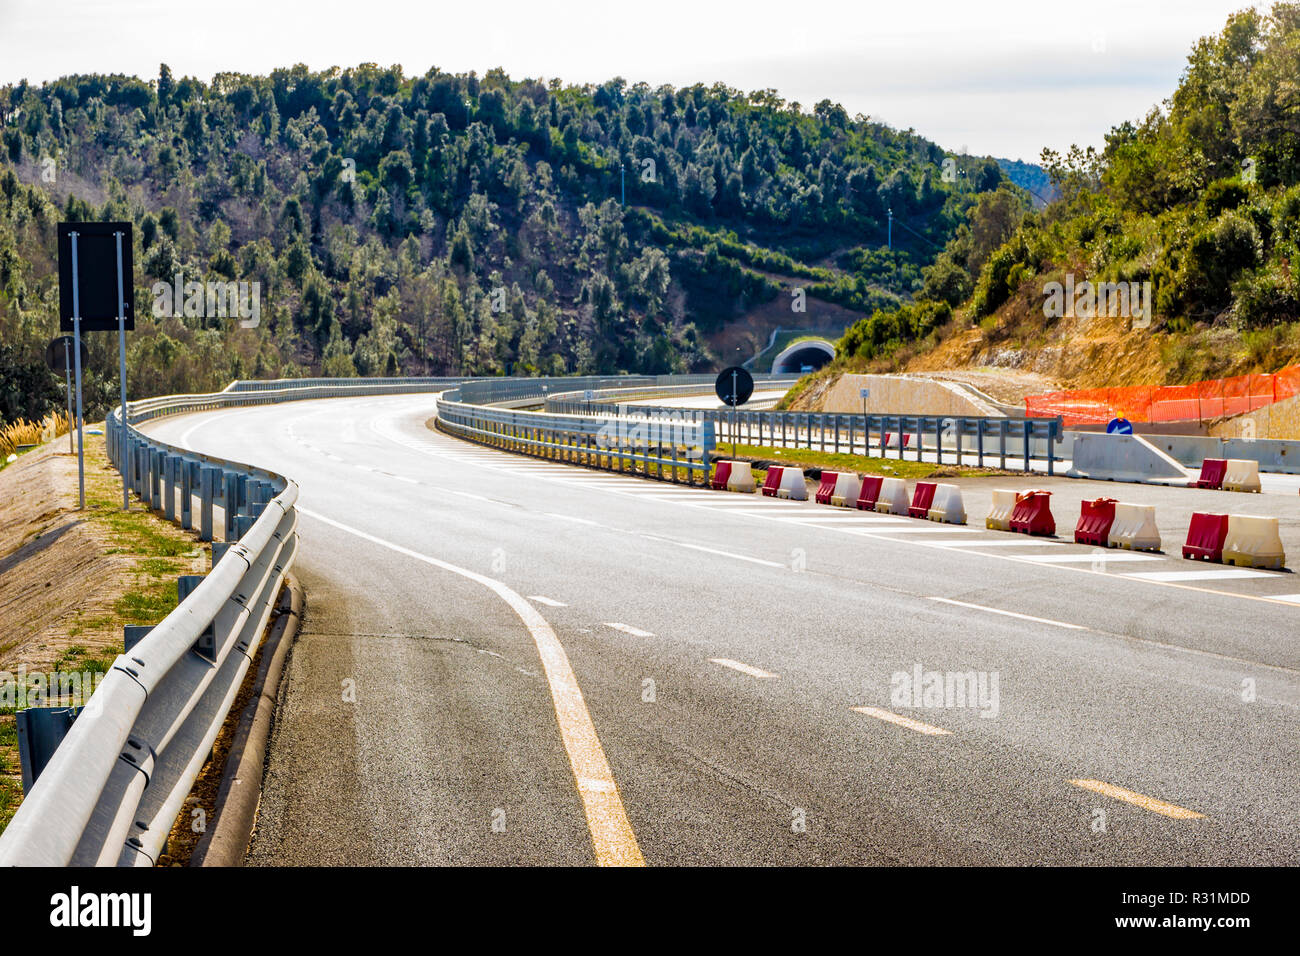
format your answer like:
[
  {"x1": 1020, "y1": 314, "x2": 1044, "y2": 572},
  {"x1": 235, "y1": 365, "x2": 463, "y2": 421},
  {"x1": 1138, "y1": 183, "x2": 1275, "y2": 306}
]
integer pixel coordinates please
[
  {"x1": 620, "y1": 163, "x2": 625, "y2": 207},
  {"x1": 887, "y1": 207, "x2": 893, "y2": 250}
]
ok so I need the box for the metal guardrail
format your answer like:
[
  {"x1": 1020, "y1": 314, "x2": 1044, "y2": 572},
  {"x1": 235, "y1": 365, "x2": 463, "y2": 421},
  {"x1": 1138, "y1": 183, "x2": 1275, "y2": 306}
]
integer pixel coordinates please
[
  {"x1": 437, "y1": 388, "x2": 718, "y2": 483},
  {"x1": 545, "y1": 388, "x2": 1065, "y2": 474}
]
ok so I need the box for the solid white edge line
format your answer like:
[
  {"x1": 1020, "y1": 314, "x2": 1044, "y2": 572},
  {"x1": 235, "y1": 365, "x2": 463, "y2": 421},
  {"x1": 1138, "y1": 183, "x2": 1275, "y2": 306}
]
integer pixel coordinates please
[{"x1": 927, "y1": 596, "x2": 1086, "y2": 630}]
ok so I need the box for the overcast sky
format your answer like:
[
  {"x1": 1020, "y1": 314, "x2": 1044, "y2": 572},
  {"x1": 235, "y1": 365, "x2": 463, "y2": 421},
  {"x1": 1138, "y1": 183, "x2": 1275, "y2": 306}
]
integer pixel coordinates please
[{"x1": 0, "y1": 0, "x2": 1263, "y2": 161}]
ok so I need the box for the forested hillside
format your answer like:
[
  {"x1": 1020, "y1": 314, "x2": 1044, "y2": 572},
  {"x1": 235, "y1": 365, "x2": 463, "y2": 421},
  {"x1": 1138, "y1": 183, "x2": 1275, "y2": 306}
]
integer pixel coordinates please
[
  {"x1": 0, "y1": 64, "x2": 1012, "y2": 421},
  {"x1": 821, "y1": 3, "x2": 1300, "y2": 394}
]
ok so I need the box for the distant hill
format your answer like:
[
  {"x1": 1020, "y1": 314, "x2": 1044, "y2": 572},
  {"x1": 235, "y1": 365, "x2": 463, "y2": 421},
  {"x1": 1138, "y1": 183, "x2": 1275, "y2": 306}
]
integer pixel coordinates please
[
  {"x1": 993, "y1": 158, "x2": 1058, "y2": 207},
  {"x1": 0, "y1": 66, "x2": 1015, "y2": 421}
]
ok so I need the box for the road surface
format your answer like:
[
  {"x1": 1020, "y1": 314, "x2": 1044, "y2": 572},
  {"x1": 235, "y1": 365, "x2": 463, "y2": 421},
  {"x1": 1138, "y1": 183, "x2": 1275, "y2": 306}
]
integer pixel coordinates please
[{"x1": 142, "y1": 394, "x2": 1300, "y2": 865}]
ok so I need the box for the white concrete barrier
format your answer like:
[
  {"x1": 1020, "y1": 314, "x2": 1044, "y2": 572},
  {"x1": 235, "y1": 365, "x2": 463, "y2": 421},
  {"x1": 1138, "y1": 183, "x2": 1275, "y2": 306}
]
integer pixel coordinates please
[
  {"x1": 986, "y1": 489, "x2": 1018, "y2": 530},
  {"x1": 926, "y1": 483, "x2": 966, "y2": 524},
  {"x1": 1223, "y1": 458, "x2": 1262, "y2": 493},
  {"x1": 726, "y1": 461, "x2": 756, "y2": 493},
  {"x1": 874, "y1": 477, "x2": 910, "y2": 515},
  {"x1": 830, "y1": 472, "x2": 863, "y2": 508},
  {"x1": 777, "y1": 467, "x2": 808, "y2": 500},
  {"x1": 1222, "y1": 514, "x2": 1285, "y2": 569},
  {"x1": 1107, "y1": 502, "x2": 1161, "y2": 551}
]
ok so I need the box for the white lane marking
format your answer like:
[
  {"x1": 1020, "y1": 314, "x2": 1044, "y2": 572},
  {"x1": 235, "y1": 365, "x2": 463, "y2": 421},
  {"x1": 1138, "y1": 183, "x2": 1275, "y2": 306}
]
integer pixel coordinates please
[
  {"x1": 646, "y1": 537, "x2": 785, "y2": 568},
  {"x1": 1126, "y1": 569, "x2": 1276, "y2": 582},
  {"x1": 528, "y1": 596, "x2": 569, "y2": 607},
  {"x1": 385, "y1": 473, "x2": 419, "y2": 484},
  {"x1": 710, "y1": 658, "x2": 780, "y2": 679},
  {"x1": 542, "y1": 512, "x2": 604, "y2": 526},
  {"x1": 603, "y1": 622, "x2": 654, "y2": 637},
  {"x1": 851, "y1": 706, "x2": 952, "y2": 736},
  {"x1": 847, "y1": 525, "x2": 981, "y2": 534},
  {"x1": 930, "y1": 538, "x2": 1064, "y2": 548},
  {"x1": 1015, "y1": 552, "x2": 1161, "y2": 563},
  {"x1": 297, "y1": 507, "x2": 644, "y2": 867},
  {"x1": 927, "y1": 596, "x2": 1087, "y2": 630},
  {"x1": 1267, "y1": 594, "x2": 1300, "y2": 604}
]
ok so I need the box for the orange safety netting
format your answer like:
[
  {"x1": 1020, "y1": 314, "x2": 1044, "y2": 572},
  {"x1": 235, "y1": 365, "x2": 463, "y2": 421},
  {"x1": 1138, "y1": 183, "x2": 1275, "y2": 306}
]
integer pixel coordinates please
[{"x1": 1025, "y1": 367, "x2": 1300, "y2": 426}]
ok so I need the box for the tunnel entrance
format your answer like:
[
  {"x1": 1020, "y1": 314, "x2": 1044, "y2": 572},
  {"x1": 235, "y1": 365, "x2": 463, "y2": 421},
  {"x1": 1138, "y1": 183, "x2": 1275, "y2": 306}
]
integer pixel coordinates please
[{"x1": 772, "y1": 340, "x2": 835, "y2": 374}]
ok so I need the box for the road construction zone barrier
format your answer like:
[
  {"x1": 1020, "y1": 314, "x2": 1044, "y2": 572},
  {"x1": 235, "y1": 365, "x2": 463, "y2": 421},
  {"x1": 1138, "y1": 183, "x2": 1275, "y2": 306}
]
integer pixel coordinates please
[
  {"x1": 1223, "y1": 459, "x2": 1261, "y2": 493},
  {"x1": 1183, "y1": 512, "x2": 1229, "y2": 562},
  {"x1": 1222, "y1": 515, "x2": 1286, "y2": 569},
  {"x1": 777, "y1": 467, "x2": 808, "y2": 500},
  {"x1": 712, "y1": 460, "x2": 755, "y2": 493},
  {"x1": 927, "y1": 484, "x2": 966, "y2": 524},
  {"x1": 830, "y1": 472, "x2": 863, "y2": 508},
  {"x1": 1009, "y1": 490, "x2": 1055, "y2": 536},
  {"x1": 761, "y1": 466, "x2": 784, "y2": 497},
  {"x1": 857, "y1": 475, "x2": 884, "y2": 511},
  {"x1": 1193, "y1": 458, "x2": 1227, "y2": 489},
  {"x1": 875, "y1": 477, "x2": 910, "y2": 515},
  {"x1": 908, "y1": 481, "x2": 937, "y2": 519},
  {"x1": 815, "y1": 471, "x2": 840, "y2": 505},
  {"x1": 986, "y1": 489, "x2": 1018, "y2": 530},
  {"x1": 1074, "y1": 497, "x2": 1117, "y2": 546},
  {"x1": 1108, "y1": 502, "x2": 1162, "y2": 551},
  {"x1": 710, "y1": 460, "x2": 732, "y2": 490},
  {"x1": 883, "y1": 432, "x2": 913, "y2": 449}
]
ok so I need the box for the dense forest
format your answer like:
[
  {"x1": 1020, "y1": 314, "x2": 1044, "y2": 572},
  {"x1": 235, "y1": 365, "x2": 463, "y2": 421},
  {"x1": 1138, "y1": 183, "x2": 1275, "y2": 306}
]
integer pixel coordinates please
[
  {"x1": 834, "y1": 3, "x2": 1300, "y2": 380},
  {"x1": 0, "y1": 62, "x2": 1016, "y2": 423}
]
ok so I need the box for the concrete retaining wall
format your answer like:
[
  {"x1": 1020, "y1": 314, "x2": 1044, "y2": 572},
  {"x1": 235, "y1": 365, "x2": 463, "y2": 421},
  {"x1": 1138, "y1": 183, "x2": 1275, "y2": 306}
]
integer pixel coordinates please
[{"x1": 822, "y1": 374, "x2": 1002, "y2": 417}]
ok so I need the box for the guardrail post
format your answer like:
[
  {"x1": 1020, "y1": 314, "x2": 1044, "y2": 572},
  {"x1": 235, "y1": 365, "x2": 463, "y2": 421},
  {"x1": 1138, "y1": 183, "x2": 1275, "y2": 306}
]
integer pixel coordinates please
[
  {"x1": 163, "y1": 455, "x2": 176, "y2": 520},
  {"x1": 123, "y1": 624, "x2": 154, "y2": 652},
  {"x1": 177, "y1": 576, "x2": 217, "y2": 662},
  {"x1": 151, "y1": 449, "x2": 163, "y2": 511},
  {"x1": 199, "y1": 466, "x2": 217, "y2": 542},
  {"x1": 180, "y1": 460, "x2": 193, "y2": 529},
  {"x1": 16, "y1": 707, "x2": 83, "y2": 793},
  {"x1": 977, "y1": 420, "x2": 985, "y2": 468},
  {"x1": 223, "y1": 473, "x2": 239, "y2": 539},
  {"x1": 999, "y1": 420, "x2": 1008, "y2": 470}
]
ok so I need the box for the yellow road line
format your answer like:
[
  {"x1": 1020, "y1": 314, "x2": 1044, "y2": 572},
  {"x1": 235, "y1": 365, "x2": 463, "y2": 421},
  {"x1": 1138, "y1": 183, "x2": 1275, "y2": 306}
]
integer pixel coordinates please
[
  {"x1": 710, "y1": 658, "x2": 780, "y2": 679},
  {"x1": 299, "y1": 508, "x2": 645, "y2": 866},
  {"x1": 1068, "y1": 779, "x2": 1206, "y2": 819},
  {"x1": 851, "y1": 706, "x2": 953, "y2": 736}
]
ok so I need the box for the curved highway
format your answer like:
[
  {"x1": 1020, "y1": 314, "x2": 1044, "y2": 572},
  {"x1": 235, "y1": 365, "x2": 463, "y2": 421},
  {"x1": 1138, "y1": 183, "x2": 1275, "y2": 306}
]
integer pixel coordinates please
[{"x1": 141, "y1": 393, "x2": 1300, "y2": 865}]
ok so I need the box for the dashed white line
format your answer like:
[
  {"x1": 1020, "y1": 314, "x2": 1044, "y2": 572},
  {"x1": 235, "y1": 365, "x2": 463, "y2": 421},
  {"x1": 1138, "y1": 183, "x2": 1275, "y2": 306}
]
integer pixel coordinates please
[
  {"x1": 603, "y1": 622, "x2": 655, "y2": 637},
  {"x1": 927, "y1": 596, "x2": 1086, "y2": 630},
  {"x1": 1126, "y1": 568, "x2": 1276, "y2": 582},
  {"x1": 851, "y1": 706, "x2": 953, "y2": 736},
  {"x1": 710, "y1": 658, "x2": 780, "y2": 679},
  {"x1": 529, "y1": 596, "x2": 569, "y2": 607}
]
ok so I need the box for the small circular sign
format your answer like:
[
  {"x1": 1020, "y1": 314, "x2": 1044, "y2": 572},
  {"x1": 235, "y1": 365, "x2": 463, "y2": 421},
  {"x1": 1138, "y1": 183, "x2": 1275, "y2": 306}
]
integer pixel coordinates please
[
  {"x1": 715, "y1": 366, "x2": 755, "y2": 407},
  {"x1": 46, "y1": 335, "x2": 88, "y2": 372},
  {"x1": 1106, "y1": 416, "x2": 1134, "y2": 435}
]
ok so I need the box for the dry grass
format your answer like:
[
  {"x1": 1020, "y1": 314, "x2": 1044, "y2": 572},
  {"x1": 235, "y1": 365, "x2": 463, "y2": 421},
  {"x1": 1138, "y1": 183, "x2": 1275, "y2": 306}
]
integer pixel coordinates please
[{"x1": 0, "y1": 412, "x2": 70, "y2": 463}]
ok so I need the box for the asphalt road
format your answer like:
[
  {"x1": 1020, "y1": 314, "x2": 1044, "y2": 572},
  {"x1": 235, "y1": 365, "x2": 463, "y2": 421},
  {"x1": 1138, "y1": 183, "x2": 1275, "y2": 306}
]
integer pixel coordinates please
[{"x1": 142, "y1": 394, "x2": 1300, "y2": 865}]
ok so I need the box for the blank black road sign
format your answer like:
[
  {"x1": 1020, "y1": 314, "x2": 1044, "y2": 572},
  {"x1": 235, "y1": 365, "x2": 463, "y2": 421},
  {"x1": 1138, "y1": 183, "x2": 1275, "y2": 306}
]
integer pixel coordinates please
[
  {"x1": 58, "y1": 221, "x2": 135, "y2": 332},
  {"x1": 45, "y1": 335, "x2": 88, "y2": 371},
  {"x1": 715, "y1": 366, "x2": 754, "y2": 407}
]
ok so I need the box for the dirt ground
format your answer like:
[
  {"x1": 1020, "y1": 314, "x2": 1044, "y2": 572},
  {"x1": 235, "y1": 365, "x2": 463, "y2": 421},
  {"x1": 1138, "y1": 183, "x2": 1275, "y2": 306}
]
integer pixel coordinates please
[{"x1": 0, "y1": 433, "x2": 204, "y2": 672}]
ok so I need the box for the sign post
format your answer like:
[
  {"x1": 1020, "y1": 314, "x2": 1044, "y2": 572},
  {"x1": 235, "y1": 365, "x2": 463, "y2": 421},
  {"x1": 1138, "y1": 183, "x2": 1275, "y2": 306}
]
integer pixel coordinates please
[
  {"x1": 860, "y1": 387, "x2": 870, "y2": 453},
  {"x1": 715, "y1": 366, "x2": 754, "y2": 459},
  {"x1": 57, "y1": 221, "x2": 136, "y2": 512},
  {"x1": 114, "y1": 229, "x2": 129, "y2": 510},
  {"x1": 69, "y1": 232, "x2": 85, "y2": 509}
]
